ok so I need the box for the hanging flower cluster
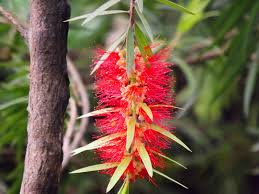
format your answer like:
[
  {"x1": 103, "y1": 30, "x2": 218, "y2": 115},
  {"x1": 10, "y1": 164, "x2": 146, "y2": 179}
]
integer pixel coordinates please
[
  {"x1": 68, "y1": 0, "x2": 194, "y2": 193},
  {"x1": 71, "y1": 47, "x2": 191, "y2": 192}
]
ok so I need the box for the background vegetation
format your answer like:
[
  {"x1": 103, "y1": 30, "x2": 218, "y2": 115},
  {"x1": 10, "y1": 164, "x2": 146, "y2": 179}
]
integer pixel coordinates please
[{"x1": 0, "y1": 0, "x2": 258, "y2": 193}]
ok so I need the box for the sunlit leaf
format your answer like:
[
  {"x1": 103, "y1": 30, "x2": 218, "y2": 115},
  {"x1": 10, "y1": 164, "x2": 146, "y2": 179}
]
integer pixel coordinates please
[
  {"x1": 153, "y1": 169, "x2": 188, "y2": 189},
  {"x1": 177, "y1": 0, "x2": 210, "y2": 34},
  {"x1": 137, "y1": 142, "x2": 153, "y2": 177},
  {"x1": 150, "y1": 124, "x2": 192, "y2": 152},
  {"x1": 136, "y1": 8, "x2": 154, "y2": 42},
  {"x1": 136, "y1": 0, "x2": 143, "y2": 13},
  {"x1": 77, "y1": 108, "x2": 118, "y2": 119},
  {"x1": 65, "y1": 10, "x2": 128, "y2": 22},
  {"x1": 156, "y1": 0, "x2": 195, "y2": 15},
  {"x1": 140, "y1": 103, "x2": 153, "y2": 120},
  {"x1": 126, "y1": 26, "x2": 135, "y2": 76},
  {"x1": 91, "y1": 30, "x2": 127, "y2": 74},
  {"x1": 117, "y1": 177, "x2": 129, "y2": 194},
  {"x1": 70, "y1": 162, "x2": 118, "y2": 174},
  {"x1": 126, "y1": 116, "x2": 136, "y2": 151},
  {"x1": 106, "y1": 156, "x2": 132, "y2": 193},
  {"x1": 72, "y1": 132, "x2": 124, "y2": 155},
  {"x1": 81, "y1": 0, "x2": 121, "y2": 25}
]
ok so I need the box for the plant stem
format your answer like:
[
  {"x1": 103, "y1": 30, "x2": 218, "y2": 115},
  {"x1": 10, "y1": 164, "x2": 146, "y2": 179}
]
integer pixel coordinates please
[{"x1": 129, "y1": 0, "x2": 136, "y2": 27}]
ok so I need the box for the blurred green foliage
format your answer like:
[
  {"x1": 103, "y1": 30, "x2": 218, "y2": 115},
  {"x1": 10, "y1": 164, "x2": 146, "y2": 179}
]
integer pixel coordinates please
[{"x1": 0, "y1": 0, "x2": 258, "y2": 194}]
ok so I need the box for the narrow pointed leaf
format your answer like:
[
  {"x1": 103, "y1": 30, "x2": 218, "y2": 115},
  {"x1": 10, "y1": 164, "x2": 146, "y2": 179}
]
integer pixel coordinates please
[
  {"x1": 70, "y1": 162, "x2": 118, "y2": 174},
  {"x1": 140, "y1": 103, "x2": 153, "y2": 120},
  {"x1": 78, "y1": 108, "x2": 117, "y2": 119},
  {"x1": 91, "y1": 31, "x2": 127, "y2": 74},
  {"x1": 154, "y1": 169, "x2": 188, "y2": 189},
  {"x1": 135, "y1": 23, "x2": 152, "y2": 60},
  {"x1": 137, "y1": 143, "x2": 153, "y2": 177},
  {"x1": 106, "y1": 156, "x2": 132, "y2": 193},
  {"x1": 117, "y1": 177, "x2": 129, "y2": 194},
  {"x1": 82, "y1": 0, "x2": 121, "y2": 25},
  {"x1": 156, "y1": 152, "x2": 187, "y2": 169},
  {"x1": 156, "y1": 0, "x2": 195, "y2": 15},
  {"x1": 244, "y1": 62, "x2": 258, "y2": 117},
  {"x1": 126, "y1": 117, "x2": 136, "y2": 151},
  {"x1": 126, "y1": 27, "x2": 135, "y2": 76},
  {"x1": 136, "y1": 0, "x2": 143, "y2": 12},
  {"x1": 136, "y1": 8, "x2": 154, "y2": 42},
  {"x1": 149, "y1": 104, "x2": 185, "y2": 110},
  {"x1": 150, "y1": 124, "x2": 192, "y2": 152},
  {"x1": 65, "y1": 10, "x2": 128, "y2": 22},
  {"x1": 72, "y1": 132, "x2": 124, "y2": 155}
]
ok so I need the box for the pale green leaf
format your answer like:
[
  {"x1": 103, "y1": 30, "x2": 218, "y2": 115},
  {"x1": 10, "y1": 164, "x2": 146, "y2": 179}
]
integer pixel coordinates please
[
  {"x1": 140, "y1": 103, "x2": 153, "y2": 120},
  {"x1": 70, "y1": 162, "x2": 118, "y2": 174},
  {"x1": 177, "y1": 0, "x2": 210, "y2": 34},
  {"x1": 78, "y1": 108, "x2": 118, "y2": 119},
  {"x1": 82, "y1": 0, "x2": 121, "y2": 25},
  {"x1": 126, "y1": 27, "x2": 135, "y2": 76},
  {"x1": 136, "y1": 0, "x2": 143, "y2": 12},
  {"x1": 106, "y1": 156, "x2": 132, "y2": 193},
  {"x1": 117, "y1": 177, "x2": 129, "y2": 194},
  {"x1": 153, "y1": 169, "x2": 188, "y2": 189},
  {"x1": 156, "y1": 152, "x2": 187, "y2": 169},
  {"x1": 156, "y1": 0, "x2": 195, "y2": 15},
  {"x1": 91, "y1": 30, "x2": 127, "y2": 74},
  {"x1": 126, "y1": 116, "x2": 136, "y2": 151},
  {"x1": 244, "y1": 61, "x2": 258, "y2": 117},
  {"x1": 65, "y1": 10, "x2": 128, "y2": 22},
  {"x1": 0, "y1": 96, "x2": 27, "y2": 111},
  {"x1": 72, "y1": 132, "x2": 124, "y2": 155},
  {"x1": 136, "y1": 8, "x2": 154, "y2": 42},
  {"x1": 137, "y1": 143, "x2": 153, "y2": 177},
  {"x1": 150, "y1": 124, "x2": 192, "y2": 152}
]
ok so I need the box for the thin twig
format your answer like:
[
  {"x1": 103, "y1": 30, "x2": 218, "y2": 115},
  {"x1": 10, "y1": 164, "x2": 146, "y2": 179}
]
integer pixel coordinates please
[
  {"x1": 0, "y1": 5, "x2": 28, "y2": 43},
  {"x1": 62, "y1": 97, "x2": 78, "y2": 158},
  {"x1": 62, "y1": 56, "x2": 90, "y2": 169}
]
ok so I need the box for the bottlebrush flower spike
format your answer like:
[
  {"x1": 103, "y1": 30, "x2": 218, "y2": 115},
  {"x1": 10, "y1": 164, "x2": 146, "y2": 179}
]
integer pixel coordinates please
[{"x1": 71, "y1": 46, "x2": 191, "y2": 192}]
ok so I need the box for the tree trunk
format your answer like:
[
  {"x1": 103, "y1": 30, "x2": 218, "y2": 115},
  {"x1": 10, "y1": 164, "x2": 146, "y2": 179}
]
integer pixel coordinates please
[{"x1": 20, "y1": 0, "x2": 70, "y2": 193}]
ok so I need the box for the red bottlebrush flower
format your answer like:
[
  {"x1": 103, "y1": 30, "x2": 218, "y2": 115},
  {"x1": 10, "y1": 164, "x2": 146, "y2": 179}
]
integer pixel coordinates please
[{"x1": 71, "y1": 46, "x2": 191, "y2": 192}]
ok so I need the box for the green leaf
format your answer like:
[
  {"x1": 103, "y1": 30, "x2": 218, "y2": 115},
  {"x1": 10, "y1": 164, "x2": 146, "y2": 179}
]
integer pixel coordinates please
[
  {"x1": 81, "y1": 0, "x2": 121, "y2": 25},
  {"x1": 156, "y1": 152, "x2": 187, "y2": 169},
  {"x1": 136, "y1": 8, "x2": 154, "y2": 42},
  {"x1": 153, "y1": 169, "x2": 188, "y2": 189},
  {"x1": 140, "y1": 103, "x2": 153, "y2": 120},
  {"x1": 0, "y1": 96, "x2": 27, "y2": 111},
  {"x1": 78, "y1": 108, "x2": 118, "y2": 119},
  {"x1": 136, "y1": 0, "x2": 144, "y2": 12},
  {"x1": 106, "y1": 156, "x2": 132, "y2": 193},
  {"x1": 244, "y1": 61, "x2": 258, "y2": 117},
  {"x1": 135, "y1": 24, "x2": 152, "y2": 60},
  {"x1": 65, "y1": 10, "x2": 128, "y2": 22},
  {"x1": 156, "y1": 0, "x2": 195, "y2": 15},
  {"x1": 72, "y1": 132, "x2": 124, "y2": 156},
  {"x1": 126, "y1": 116, "x2": 136, "y2": 151},
  {"x1": 137, "y1": 142, "x2": 153, "y2": 177},
  {"x1": 126, "y1": 27, "x2": 135, "y2": 76},
  {"x1": 70, "y1": 162, "x2": 119, "y2": 174},
  {"x1": 117, "y1": 177, "x2": 129, "y2": 194},
  {"x1": 91, "y1": 30, "x2": 127, "y2": 74},
  {"x1": 177, "y1": 0, "x2": 210, "y2": 34},
  {"x1": 150, "y1": 124, "x2": 192, "y2": 152}
]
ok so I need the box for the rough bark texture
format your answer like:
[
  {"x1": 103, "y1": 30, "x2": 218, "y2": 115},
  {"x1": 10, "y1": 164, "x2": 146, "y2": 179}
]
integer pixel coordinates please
[{"x1": 20, "y1": 0, "x2": 70, "y2": 194}]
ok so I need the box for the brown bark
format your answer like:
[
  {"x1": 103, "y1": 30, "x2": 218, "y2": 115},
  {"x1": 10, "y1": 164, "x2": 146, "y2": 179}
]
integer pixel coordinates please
[{"x1": 20, "y1": 0, "x2": 70, "y2": 194}]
